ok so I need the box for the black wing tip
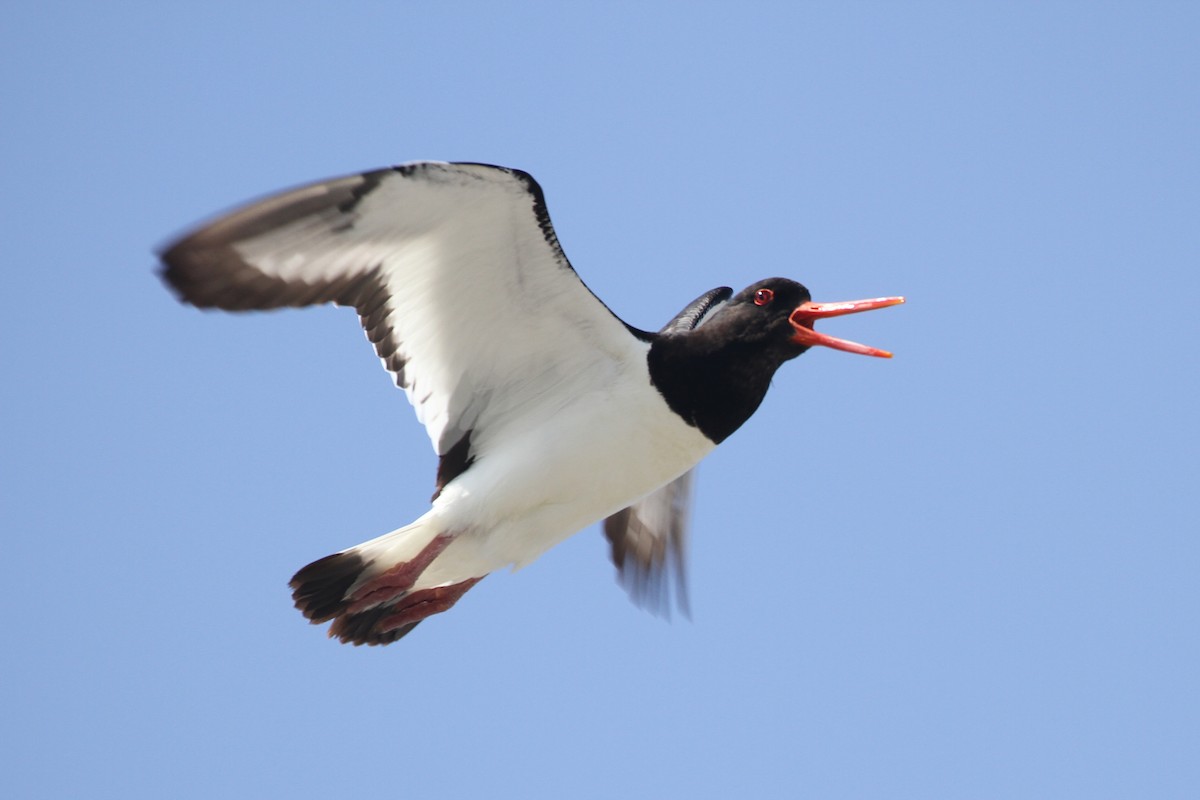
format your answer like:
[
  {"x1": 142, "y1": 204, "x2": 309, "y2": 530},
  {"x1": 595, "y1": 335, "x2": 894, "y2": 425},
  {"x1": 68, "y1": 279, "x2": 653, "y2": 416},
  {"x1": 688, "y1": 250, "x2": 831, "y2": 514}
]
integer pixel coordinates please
[
  {"x1": 155, "y1": 245, "x2": 276, "y2": 311},
  {"x1": 157, "y1": 242, "x2": 221, "y2": 308},
  {"x1": 154, "y1": 167, "x2": 398, "y2": 309}
]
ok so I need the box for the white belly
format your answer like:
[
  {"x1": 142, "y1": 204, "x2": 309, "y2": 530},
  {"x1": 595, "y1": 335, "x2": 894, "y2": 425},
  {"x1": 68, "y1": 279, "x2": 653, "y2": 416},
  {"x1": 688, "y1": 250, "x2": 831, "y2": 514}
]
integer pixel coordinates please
[{"x1": 421, "y1": 368, "x2": 714, "y2": 582}]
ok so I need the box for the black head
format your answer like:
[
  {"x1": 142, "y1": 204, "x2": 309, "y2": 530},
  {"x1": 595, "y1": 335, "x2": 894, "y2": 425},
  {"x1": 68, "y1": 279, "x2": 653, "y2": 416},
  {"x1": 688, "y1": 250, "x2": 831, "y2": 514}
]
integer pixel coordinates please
[
  {"x1": 710, "y1": 277, "x2": 904, "y2": 360},
  {"x1": 647, "y1": 278, "x2": 903, "y2": 443},
  {"x1": 706, "y1": 277, "x2": 816, "y2": 362}
]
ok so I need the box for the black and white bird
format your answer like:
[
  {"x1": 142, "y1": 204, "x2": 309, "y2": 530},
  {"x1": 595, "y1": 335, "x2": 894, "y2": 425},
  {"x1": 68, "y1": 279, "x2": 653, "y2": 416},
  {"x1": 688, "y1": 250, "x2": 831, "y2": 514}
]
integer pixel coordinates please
[{"x1": 160, "y1": 161, "x2": 902, "y2": 646}]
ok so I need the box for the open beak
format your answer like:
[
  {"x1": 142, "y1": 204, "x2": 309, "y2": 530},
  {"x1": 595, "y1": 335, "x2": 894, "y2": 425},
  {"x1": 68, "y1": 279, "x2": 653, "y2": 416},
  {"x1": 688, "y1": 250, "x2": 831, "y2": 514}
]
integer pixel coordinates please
[{"x1": 789, "y1": 296, "x2": 905, "y2": 358}]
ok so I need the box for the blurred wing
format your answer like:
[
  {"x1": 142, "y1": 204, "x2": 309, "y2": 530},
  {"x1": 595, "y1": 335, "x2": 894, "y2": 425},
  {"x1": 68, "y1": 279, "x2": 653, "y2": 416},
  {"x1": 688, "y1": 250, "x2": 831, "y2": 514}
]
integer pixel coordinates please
[
  {"x1": 604, "y1": 470, "x2": 695, "y2": 618},
  {"x1": 160, "y1": 162, "x2": 645, "y2": 491},
  {"x1": 603, "y1": 286, "x2": 731, "y2": 616}
]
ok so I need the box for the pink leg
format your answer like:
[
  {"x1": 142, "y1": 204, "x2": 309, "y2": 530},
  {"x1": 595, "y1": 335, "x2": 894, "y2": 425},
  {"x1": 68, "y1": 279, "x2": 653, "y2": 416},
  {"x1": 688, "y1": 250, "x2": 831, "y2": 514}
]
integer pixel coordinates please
[
  {"x1": 377, "y1": 577, "x2": 483, "y2": 634},
  {"x1": 344, "y1": 533, "x2": 453, "y2": 614}
]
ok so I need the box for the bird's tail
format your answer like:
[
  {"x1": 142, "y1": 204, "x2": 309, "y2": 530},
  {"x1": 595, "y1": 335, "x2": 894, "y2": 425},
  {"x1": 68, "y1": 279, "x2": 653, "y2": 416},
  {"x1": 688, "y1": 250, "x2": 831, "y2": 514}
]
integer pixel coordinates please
[{"x1": 290, "y1": 515, "x2": 485, "y2": 646}]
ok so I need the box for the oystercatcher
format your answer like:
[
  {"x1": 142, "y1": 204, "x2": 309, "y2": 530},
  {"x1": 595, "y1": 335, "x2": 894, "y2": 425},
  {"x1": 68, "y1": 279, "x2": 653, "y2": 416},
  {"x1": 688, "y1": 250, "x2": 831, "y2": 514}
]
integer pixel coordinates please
[{"x1": 160, "y1": 162, "x2": 902, "y2": 645}]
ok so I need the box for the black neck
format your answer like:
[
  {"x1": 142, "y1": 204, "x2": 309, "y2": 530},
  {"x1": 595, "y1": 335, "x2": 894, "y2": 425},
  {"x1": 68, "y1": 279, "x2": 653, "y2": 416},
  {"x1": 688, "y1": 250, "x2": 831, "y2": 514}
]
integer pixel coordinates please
[{"x1": 647, "y1": 332, "x2": 800, "y2": 444}]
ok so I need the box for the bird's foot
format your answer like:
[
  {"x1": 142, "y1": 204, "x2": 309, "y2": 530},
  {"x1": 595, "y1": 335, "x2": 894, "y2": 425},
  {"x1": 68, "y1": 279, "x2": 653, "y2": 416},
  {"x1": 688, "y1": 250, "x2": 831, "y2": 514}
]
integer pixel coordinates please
[{"x1": 344, "y1": 533, "x2": 454, "y2": 614}]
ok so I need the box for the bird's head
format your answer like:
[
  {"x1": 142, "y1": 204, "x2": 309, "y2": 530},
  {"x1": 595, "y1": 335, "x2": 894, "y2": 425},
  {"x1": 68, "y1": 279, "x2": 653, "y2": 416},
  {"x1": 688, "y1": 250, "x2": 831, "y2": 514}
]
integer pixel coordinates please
[{"x1": 718, "y1": 278, "x2": 904, "y2": 359}]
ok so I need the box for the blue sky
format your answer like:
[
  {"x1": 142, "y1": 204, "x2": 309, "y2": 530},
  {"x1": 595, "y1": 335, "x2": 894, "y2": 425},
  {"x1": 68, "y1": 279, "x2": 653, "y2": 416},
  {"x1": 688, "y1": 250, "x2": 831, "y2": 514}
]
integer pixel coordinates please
[{"x1": 3, "y1": 2, "x2": 1198, "y2": 797}]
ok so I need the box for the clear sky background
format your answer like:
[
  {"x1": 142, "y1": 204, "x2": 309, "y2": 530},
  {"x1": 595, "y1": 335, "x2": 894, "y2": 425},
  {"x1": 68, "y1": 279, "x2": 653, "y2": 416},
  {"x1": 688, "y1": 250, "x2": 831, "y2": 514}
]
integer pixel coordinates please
[{"x1": 3, "y1": 3, "x2": 1198, "y2": 798}]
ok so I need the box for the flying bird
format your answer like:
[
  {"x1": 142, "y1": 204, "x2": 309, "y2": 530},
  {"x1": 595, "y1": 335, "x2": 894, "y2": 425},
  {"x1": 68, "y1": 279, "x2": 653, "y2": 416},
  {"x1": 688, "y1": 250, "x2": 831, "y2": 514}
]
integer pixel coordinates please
[{"x1": 159, "y1": 162, "x2": 903, "y2": 645}]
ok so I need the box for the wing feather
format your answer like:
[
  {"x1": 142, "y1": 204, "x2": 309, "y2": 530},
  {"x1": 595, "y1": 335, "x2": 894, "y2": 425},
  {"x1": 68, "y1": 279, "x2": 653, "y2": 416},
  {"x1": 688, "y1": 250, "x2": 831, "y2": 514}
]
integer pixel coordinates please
[{"x1": 160, "y1": 162, "x2": 644, "y2": 462}]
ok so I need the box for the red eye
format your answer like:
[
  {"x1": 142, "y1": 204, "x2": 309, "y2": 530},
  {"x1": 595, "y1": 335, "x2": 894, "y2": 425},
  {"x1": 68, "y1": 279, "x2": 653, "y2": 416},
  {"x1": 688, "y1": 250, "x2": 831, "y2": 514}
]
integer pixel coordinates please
[{"x1": 754, "y1": 288, "x2": 774, "y2": 306}]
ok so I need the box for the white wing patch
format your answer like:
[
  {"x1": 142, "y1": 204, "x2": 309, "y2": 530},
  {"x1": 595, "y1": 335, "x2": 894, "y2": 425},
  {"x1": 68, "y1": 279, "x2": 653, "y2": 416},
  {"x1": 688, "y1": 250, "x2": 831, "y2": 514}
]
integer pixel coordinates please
[{"x1": 161, "y1": 162, "x2": 643, "y2": 458}]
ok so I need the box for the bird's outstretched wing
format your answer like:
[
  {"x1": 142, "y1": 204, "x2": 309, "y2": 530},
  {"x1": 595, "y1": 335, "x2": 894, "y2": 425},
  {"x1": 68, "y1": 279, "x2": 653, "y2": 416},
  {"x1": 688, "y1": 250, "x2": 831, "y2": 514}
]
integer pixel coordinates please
[
  {"x1": 603, "y1": 286, "x2": 731, "y2": 617},
  {"x1": 160, "y1": 162, "x2": 647, "y2": 491}
]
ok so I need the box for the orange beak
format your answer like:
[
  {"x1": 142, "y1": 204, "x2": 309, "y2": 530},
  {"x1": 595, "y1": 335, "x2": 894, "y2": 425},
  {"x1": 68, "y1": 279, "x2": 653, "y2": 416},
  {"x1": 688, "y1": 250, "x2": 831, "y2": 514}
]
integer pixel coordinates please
[{"x1": 789, "y1": 296, "x2": 905, "y2": 358}]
